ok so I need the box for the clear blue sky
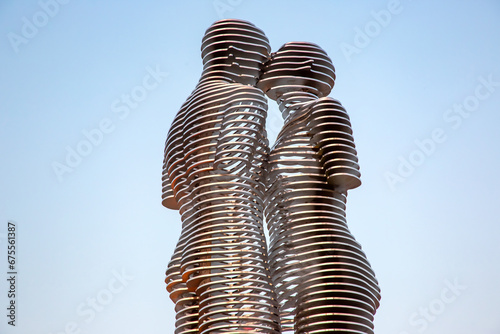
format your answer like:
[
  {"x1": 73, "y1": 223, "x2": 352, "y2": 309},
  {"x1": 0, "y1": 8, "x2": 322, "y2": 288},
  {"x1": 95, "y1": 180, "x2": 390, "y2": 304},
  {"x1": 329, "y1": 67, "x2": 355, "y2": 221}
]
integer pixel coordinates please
[{"x1": 1, "y1": 1, "x2": 499, "y2": 333}]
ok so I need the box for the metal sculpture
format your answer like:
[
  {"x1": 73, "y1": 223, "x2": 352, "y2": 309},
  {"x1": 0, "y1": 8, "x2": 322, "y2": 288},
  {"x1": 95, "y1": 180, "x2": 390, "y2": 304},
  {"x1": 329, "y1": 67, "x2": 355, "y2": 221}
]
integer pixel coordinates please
[
  {"x1": 163, "y1": 19, "x2": 380, "y2": 334},
  {"x1": 161, "y1": 19, "x2": 280, "y2": 333},
  {"x1": 257, "y1": 42, "x2": 381, "y2": 333}
]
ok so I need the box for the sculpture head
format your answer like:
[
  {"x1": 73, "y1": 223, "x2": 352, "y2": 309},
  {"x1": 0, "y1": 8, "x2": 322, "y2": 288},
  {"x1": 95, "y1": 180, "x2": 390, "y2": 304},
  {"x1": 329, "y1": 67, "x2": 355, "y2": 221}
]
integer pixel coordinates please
[
  {"x1": 200, "y1": 19, "x2": 271, "y2": 85},
  {"x1": 257, "y1": 42, "x2": 336, "y2": 100}
]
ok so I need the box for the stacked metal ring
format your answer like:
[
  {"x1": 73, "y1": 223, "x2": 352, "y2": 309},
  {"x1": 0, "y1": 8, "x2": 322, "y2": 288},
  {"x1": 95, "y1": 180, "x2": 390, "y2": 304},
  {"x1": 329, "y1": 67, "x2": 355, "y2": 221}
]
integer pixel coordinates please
[
  {"x1": 259, "y1": 42, "x2": 381, "y2": 333},
  {"x1": 162, "y1": 19, "x2": 280, "y2": 333}
]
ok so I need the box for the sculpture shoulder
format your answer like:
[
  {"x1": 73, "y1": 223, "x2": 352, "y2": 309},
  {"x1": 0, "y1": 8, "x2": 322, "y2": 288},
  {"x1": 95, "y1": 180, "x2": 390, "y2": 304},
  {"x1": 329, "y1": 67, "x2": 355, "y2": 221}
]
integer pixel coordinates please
[
  {"x1": 310, "y1": 96, "x2": 346, "y2": 111},
  {"x1": 190, "y1": 81, "x2": 265, "y2": 104},
  {"x1": 228, "y1": 83, "x2": 266, "y2": 104},
  {"x1": 222, "y1": 82, "x2": 266, "y2": 96},
  {"x1": 206, "y1": 82, "x2": 267, "y2": 106},
  {"x1": 308, "y1": 96, "x2": 350, "y2": 125},
  {"x1": 317, "y1": 96, "x2": 341, "y2": 103},
  {"x1": 196, "y1": 80, "x2": 262, "y2": 92}
]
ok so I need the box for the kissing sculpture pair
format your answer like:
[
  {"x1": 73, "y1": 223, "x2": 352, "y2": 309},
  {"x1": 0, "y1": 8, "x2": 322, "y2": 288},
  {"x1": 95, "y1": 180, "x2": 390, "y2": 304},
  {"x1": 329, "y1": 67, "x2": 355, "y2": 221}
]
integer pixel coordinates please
[{"x1": 162, "y1": 19, "x2": 381, "y2": 333}]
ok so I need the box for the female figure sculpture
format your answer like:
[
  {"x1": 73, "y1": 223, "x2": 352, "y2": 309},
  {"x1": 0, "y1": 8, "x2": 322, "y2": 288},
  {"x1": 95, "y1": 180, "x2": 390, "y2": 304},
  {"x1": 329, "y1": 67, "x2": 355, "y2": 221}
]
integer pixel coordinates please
[{"x1": 257, "y1": 42, "x2": 381, "y2": 333}]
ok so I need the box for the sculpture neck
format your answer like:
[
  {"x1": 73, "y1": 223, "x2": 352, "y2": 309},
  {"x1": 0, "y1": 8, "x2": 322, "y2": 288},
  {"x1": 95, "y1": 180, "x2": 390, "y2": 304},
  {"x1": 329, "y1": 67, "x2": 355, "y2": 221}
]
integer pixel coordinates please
[{"x1": 277, "y1": 90, "x2": 319, "y2": 121}]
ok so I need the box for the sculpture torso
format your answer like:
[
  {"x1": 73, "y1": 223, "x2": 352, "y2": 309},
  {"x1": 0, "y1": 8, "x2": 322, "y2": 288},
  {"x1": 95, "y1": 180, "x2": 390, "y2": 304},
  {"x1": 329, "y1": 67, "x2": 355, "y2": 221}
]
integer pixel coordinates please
[
  {"x1": 163, "y1": 80, "x2": 268, "y2": 213},
  {"x1": 163, "y1": 79, "x2": 280, "y2": 333},
  {"x1": 265, "y1": 96, "x2": 380, "y2": 332}
]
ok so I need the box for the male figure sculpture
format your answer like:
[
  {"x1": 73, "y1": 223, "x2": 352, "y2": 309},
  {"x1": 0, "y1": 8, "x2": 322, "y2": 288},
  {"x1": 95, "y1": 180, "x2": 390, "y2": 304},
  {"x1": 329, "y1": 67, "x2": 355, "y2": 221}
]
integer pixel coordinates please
[
  {"x1": 257, "y1": 42, "x2": 381, "y2": 333},
  {"x1": 162, "y1": 20, "x2": 280, "y2": 333}
]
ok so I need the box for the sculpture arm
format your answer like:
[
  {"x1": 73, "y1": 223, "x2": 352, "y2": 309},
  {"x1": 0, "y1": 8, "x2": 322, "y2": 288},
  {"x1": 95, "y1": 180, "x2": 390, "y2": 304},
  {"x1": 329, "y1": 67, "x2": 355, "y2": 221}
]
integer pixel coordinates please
[
  {"x1": 214, "y1": 85, "x2": 269, "y2": 177},
  {"x1": 162, "y1": 139, "x2": 181, "y2": 210},
  {"x1": 161, "y1": 103, "x2": 188, "y2": 211},
  {"x1": 308, "y1": 97, "x2": 361, "y2": 192},
  {"x1": 161, "y1": 171, "x2": 180, "y2": 210}
]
